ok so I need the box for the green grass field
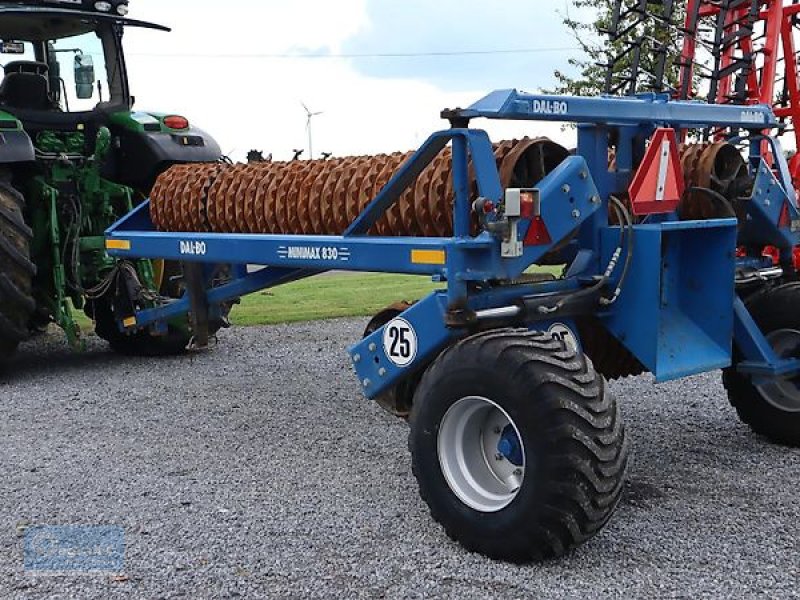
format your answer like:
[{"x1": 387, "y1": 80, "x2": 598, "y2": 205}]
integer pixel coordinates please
[{"x1": 230, "y1": 273, "x2": 440, "y2": 326}]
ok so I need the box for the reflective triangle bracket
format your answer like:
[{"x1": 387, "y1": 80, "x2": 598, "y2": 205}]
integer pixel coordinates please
[
  {"x1": 779, "y1": 200, "x2": 791, "y2": 229},
  {"x1": 628, "y1": 128, "x2": 685, "y2": 216}
]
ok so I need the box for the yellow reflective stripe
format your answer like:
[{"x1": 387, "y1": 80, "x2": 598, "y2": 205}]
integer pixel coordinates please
[
  {"x1": 411, "y1": 249, "x2": 446, "y2": 265},
  {"x1": 122, "y1": 316, "x2": 137, "y2": 328},
  {"x1": 105, "y1": 239, "x2": 131, "y2": 251}
]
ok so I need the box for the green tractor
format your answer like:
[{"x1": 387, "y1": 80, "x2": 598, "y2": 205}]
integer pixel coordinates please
[{"x1": 0, "y1": 0, "x2": 223, "y2": 361}]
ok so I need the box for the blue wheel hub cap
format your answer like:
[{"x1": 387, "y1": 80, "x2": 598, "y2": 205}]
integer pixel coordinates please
[{"x1": 497, "y1": 425, "x2": 524, "y2": 466}]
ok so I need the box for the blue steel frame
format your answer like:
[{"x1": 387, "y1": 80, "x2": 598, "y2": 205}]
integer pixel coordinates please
[{"x1": 106, "y1": 91, "x2": 800, "y2": 398}]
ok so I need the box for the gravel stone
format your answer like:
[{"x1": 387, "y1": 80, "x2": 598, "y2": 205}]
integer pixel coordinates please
[{"x1": 0, "y1": 320, "x2": 798, "y2": 599}]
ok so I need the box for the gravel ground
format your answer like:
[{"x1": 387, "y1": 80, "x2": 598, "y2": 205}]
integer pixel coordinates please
[{"x1": 0, "y1": 319, "x2": 798, "y2": 599}]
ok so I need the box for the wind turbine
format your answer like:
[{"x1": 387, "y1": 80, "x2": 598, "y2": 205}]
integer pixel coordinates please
[{"x1": 301, "y1": 101, "x2": 323, "y2": 160}]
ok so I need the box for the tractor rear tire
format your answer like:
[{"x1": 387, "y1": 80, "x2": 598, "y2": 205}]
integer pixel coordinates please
[
  {"x1": 87, "y1": 260, "x2": 190, "y2": 357},
  {"x1": 89, "y1": 299, "x2": 191, "y2": 357},
  {"x1": 89, "y1": 263, "x2": 233, "y2": 357},
  {"x1": 409, "y1": 329, "x2": 628, "y2": 562},
  {"x1": 723, "y1": 283, "x2": 800, "y2": 446},
  {"x1": 0, "y1": 176, "x2": 35, "y2": 361}
]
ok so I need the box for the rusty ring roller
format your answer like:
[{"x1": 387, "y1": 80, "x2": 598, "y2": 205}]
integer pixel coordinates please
[
  {"x1": 679, "y1": 142, "x2": 749, "y2": 222},
  {"x1": 151, "y1": 138, "x2": 570, "y2": 237}
]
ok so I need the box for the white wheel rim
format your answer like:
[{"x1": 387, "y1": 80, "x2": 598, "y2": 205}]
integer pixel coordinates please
[{"x1": 437, "y1": 396, "x2": 526, "y2": 513}]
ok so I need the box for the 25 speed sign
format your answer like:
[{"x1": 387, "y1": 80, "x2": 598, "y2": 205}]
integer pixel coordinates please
[{"x1": 382, "y1": 318, "x2": 418, "y2": 367}]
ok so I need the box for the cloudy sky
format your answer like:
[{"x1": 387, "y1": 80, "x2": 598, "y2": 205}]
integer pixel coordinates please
[{"x1": 124, "y1": 0, "x2": 592, "y2": 161}]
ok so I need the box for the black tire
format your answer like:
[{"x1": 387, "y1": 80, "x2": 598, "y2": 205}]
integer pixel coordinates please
[
  {"x1": 87, "y1": 260, "x2": 190, "y2": 357},
  {"x1": 89, "y1": 263, "x2": 232, "y2": 357},
  {"x1": 723, "y1": 283, "x2": 800, "y2": 446},
  {"x1": 0, "y1": 175, "x2": 35, "y2": 361},
  {"x1": 409, "y1": 329, "x2": 628, "y2": 562},
  {"x1": 89, "y1": 299, "x2": 191, "y2": 357}
]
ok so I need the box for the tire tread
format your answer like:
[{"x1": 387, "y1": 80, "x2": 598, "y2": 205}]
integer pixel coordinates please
[
  {"x1": 409, "y1": 328, "x2": 628, "y2": 562},
  {"x1": 724, "y1": 284, "x2": 800, "y2": 446},
  {"x1": 0, "y1": 179, "x2": 34, "y2": 360}
]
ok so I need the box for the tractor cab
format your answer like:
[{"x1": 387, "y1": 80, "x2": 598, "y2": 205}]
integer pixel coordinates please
[
  {"x1": 0, "y1": 28, "x2": 119, "y2": 115},
  {"x1": 0, "y1": 0, "x2": 167, "y2": 120},
  {"x1": 0, "y1": 0, "x2": 219, "y2": 189}
]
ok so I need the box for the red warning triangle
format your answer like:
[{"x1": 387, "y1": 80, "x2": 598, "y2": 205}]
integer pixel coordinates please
[
  {"x1": 628, "y1": 128, "x2": 685, "y2": 216},
  {"x1": 524, "y1": 216, "x2": 551, "y2": 246}
]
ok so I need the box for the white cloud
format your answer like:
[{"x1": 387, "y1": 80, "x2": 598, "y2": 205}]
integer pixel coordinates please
[{"x1": 125, "y1": 0, "x2": 577, "y2": 161}]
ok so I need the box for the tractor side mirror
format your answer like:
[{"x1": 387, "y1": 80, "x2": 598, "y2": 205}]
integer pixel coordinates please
[{"x1": 74, "y1": 54, "x2": 95, "y2": 100}]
